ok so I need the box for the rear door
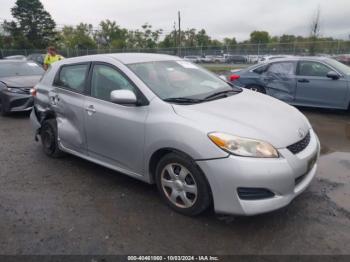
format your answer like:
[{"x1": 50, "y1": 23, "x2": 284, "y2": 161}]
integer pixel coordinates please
[
  {"x1": 52, "y1": 63, "x2": 90, "y2": 154},
  {"x1": 295, "y1": 60, "x2": 348, "y2": 108},
  {"x1": 261, "y1": 61, "x2": 297, "y2": 102},
  {"x1": 84, "y1": 62, "x2": 149, "y2": 175}
]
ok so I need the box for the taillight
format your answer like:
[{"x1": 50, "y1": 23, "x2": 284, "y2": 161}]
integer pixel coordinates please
[
  {"x1": 230, "y1": 74, "x2": 240, "y2": 81},
  {"x1": 30, "y1": 87, "x2": 37, "y2": 97}
]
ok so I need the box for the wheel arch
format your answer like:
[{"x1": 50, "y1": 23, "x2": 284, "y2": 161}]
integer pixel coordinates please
[
  {"x1": 38, "y1": 108, "x2": 57, "y2": 124},
  {"x1": 147, "y1": 147, "x2": 213, "y2": 199},
  {"x1": 148, "y1": 147, "x2": 186, "y2": 184}
]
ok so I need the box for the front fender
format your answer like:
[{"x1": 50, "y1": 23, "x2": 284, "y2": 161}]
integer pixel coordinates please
[{"x1": 143, "y1": 104, "x2": 229, "y2": 180}]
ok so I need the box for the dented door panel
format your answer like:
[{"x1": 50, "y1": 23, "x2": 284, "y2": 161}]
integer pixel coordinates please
[
  {"x1": 55, "y1": 88, "x2": 87, "y2": 154},
  {"x1": 261, "y1": 61, "x2": 297, "y2": 103}
]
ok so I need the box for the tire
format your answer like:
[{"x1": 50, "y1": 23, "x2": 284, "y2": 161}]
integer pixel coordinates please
[
  {"x1": 40, "y1": 119, "x2": 65, "y2": 158},
  {"x1": 155, "y1": 152, "x2": 211, "y2": 216},
  {"x1": 246, "y1": 85, "x2": 266, "y2": 94},
  {"x1": 0, "y1": 98, "x2": 9, "y2": 116}
]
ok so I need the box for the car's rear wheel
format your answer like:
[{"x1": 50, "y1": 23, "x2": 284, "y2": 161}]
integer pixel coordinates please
[
  {"x1": 246, "y1": 85, "x2": 266, "y2": 94},
  {"x1": 40, "y1": 119, "x2": 65, "y2": 158},
  {"x1": 155, "y1": 153, "x2": 211, "y2": 216}
]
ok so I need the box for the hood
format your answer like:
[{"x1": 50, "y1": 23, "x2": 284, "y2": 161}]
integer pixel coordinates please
[
  {"x1": 172, "y1": 90, "x2": 311, "y2": 148},
  {"x1": 0, "y1": 75, "x2": 42, "y2": 88}
]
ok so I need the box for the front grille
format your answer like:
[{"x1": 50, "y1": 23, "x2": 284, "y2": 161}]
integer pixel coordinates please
[
  {"x1": 287, "y1": 131, "x2": 311, "y2": 154},
  {"x1": 20, "y1": 88, "x2": 31, "y2": 94},
  {"x1": 237, "y1": 187, "x2": 275, "y2": 200}
]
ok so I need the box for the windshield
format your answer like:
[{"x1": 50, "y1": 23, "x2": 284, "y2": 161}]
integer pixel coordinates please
[
  {"x1": 128, "y1": 60, "x2": 238, "y2": 100},
  {"x1": 326, "y1": 58, "x2": 350, "y2": 75},
  {"x1": 0, "y1": 62, "x2": 44, "y2": 78}
]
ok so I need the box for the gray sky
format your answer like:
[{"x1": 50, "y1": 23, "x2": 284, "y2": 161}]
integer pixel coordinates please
[{"x1": 0, "y1": 0, "x2": 349, "y2": 41}]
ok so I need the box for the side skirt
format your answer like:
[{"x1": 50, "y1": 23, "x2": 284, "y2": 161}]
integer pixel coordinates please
[{"x1": 59, "y1": 143, "x2": 150, "y2": 184}]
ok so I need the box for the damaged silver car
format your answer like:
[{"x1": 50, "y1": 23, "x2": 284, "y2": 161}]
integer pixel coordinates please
[{"x1": 31, "y1": 53, "x2": 320, "y2": 216}]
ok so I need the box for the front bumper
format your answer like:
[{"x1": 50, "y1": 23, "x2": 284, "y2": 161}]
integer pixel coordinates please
[
  {"x1": 0, "y1": 90, "x2": 33, "y2": 112},
  {"x1": 196, "y1": 129, "x2": 320, "y2": 216}
]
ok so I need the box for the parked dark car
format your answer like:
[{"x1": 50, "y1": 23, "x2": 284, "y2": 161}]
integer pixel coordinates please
[
  {"x1": 225, "y1": 55, "x2": 247, "y2": 64},
  {"x1": 229, "y1": 57, "x2": 350, "y2": 110},
  {"x1": 27, "y1": 53, "x2": 46, "y2": 66},
  {"x1": 0, "y1": 60, "x2": 44, "y2": 116}
]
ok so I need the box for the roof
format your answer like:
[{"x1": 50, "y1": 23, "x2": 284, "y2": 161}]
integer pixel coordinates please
[
  {"x1": 109, "y1": 53, "x2": 180, "y2": 64},
  {"x1": 0, "y1": 59, "x2": 28, "y2": 63},
  {"x1": 55, "y1": 53, "x2": 181, "y2": 65},
  {"x1": 274, "y1": 56, "x2": 329, "y2": 61}
]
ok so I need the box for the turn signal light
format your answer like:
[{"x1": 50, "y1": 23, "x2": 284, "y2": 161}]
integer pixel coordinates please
[{"x1": 30, "y1": 87, "x2": 37, "y2": 97}]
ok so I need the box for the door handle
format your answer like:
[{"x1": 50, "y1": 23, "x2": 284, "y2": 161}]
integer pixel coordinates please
[
  {"x1": 49, "y1": 94, "x2": 60, "y2": 105},
  {"x1": 298, "y1": 79, "x2": 310, "y2": 83},
  {"x1": 85, "y1": 105, "x2": 96, "y2": 115}
]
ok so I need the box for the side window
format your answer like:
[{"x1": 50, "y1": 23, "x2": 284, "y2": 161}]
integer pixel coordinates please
[
  {"x1": 91, "y1": 64, "x2": 136, "y2": 102},
  {"x1": 267, "y1": 62, "x2": 295, "y2": 75},
  {"x1": 253, "y1": 64, "x2": 268, "y2": 74},
  {"x1": 298, "y1": 61, "x2": 331, "y2": 77},
  {"x1": 55, "y1": 64, "x2": 89, "y2": 93}
]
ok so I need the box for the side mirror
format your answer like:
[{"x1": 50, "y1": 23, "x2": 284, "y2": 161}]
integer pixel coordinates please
[
  {"x1": 326, "y1": 71, "x2": 340, "y2": 80},
  {"x1": 110, "y1": 90, "x2": 137, "y2": 105}
]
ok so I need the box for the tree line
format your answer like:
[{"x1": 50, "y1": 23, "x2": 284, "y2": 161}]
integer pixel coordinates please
[{"x1": 0, "y1": 0, "x2": 348, "y2": 53}]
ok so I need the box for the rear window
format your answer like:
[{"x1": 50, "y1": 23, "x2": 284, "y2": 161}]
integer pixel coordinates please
[
  {"x1": 0, "y1": 62, "x2": 44, "y2": 78},
  {"x1": 253, "y1": 64, "x2": 268, "y2": 74},
  {"x1": 267, "y1": 62, "x2": 295, "y2": 75},
  {"x1": 54, "y1": 64, "x2": 89, "y2": 93}
]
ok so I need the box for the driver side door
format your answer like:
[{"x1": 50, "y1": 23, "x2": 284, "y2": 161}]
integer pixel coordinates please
[
  {"x1": 84, "y1": 62, "x2": 149, "y2": 176},
  {"x1": 295, "y1": 60, "x2": 348, "y2": 108}
]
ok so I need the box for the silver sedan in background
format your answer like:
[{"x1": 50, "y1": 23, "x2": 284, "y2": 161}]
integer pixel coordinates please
[{"x1": 31, "y1": 53, "x2": 320, "y2": 216}]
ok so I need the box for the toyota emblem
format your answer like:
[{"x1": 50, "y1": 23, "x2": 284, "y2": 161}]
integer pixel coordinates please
[{"x1": 298, "y1": 128, "x2": 305, "y2": 138}]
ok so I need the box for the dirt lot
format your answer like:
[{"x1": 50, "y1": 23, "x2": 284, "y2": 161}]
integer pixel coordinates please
[{"x1": 0, "y1": 108, "x2": 349, "y2": 255}]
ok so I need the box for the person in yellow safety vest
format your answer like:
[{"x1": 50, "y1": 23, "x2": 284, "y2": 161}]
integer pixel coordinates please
[{"x1": 43, "y1": 46, "x2": 64, "y2": 70}]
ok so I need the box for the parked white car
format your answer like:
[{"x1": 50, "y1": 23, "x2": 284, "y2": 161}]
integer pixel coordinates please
[
  {"x1": 247, "y1": 55, "x2": 259, "y2": 64},
  {"x1": 258, "y1": 55, "x2": 294, "y2": 63},
  {"x1": 184, "y1": 56, "x2": 201, "y2": 63}
]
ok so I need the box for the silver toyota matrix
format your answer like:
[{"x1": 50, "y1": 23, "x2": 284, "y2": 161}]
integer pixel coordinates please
[{"x1": 31, "y1": 53, "x2": 320, "y2": 216}]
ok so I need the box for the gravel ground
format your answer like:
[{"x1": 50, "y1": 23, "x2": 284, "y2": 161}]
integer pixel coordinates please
[{"x1": 0, "y1": 108, "x2": 349, "y2": 255}]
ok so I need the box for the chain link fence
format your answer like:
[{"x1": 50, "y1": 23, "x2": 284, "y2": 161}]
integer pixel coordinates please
[{"x1": 1, "y1": 40, "x2": 350, "y2": 60}]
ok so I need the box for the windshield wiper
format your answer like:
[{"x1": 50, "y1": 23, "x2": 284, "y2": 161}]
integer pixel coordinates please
[
  {"x1": 204, "y1": 89, "x2": 242, "y2": 100},
  {"x1": 163, "y1": 97, "x2": 204, "y2": 104}
]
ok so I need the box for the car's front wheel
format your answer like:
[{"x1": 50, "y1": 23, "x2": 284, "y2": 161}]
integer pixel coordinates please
[
  {"x1": 155, "y1": 153, "x2": 211, "y2": 216},
  {"x1": 0, "y1": 98, "x2": 9, "y2": 116},
  {"x1": 40, "y1": 119, "x2": 65, "y2": 158}
]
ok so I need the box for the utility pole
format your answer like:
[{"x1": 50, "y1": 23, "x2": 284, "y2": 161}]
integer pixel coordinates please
[
  {"x1": 178, "y1": 11, "x2": 181, "y2": 57},
  {"x1": 173, "y1": 22, "x2": 177, "y2": 54}
]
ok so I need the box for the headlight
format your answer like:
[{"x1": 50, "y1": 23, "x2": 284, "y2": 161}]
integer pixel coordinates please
[
  {"x1": 7, "y1": 87, "x2": 24, "y2": 93},
  {"x1": 208, "y1": 132, "x2": 279, "y2": 158}
]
